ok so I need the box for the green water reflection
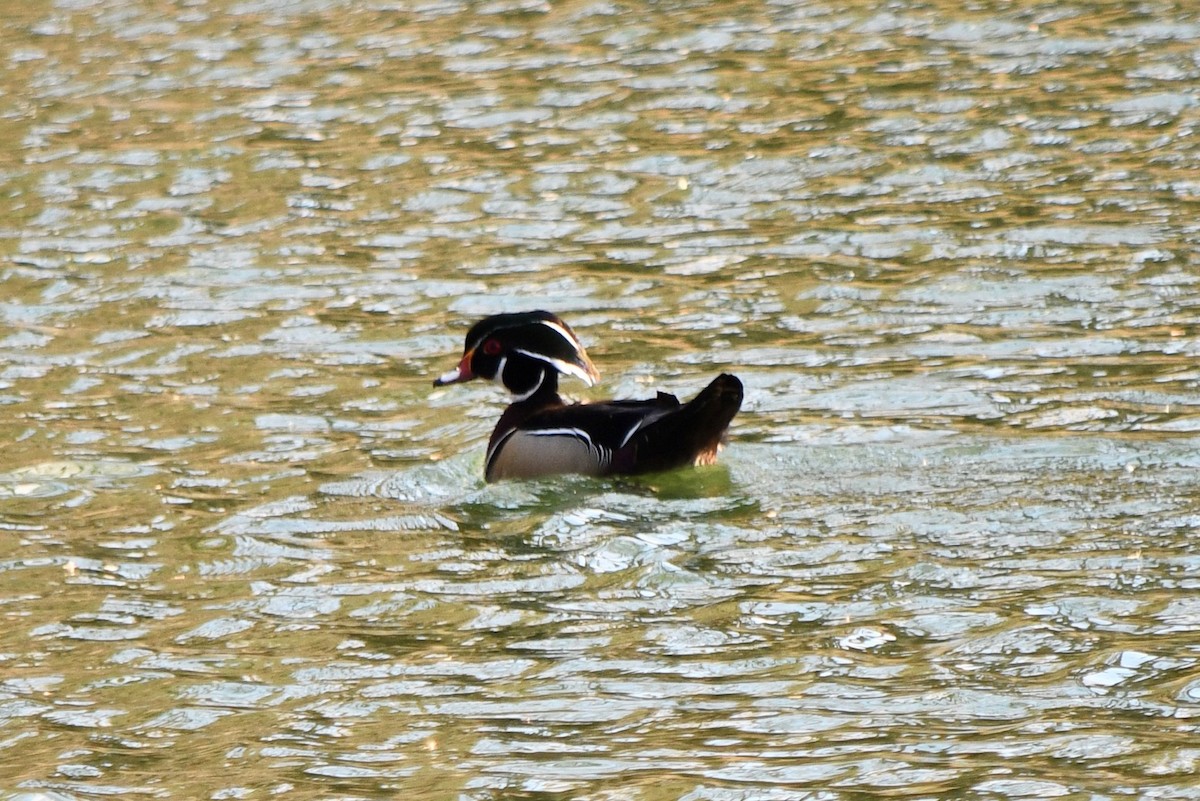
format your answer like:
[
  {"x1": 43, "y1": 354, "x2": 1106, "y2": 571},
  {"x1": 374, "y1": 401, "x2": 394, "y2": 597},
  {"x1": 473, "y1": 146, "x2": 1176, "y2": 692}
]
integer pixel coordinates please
[{"x1": 2, "y1": 1, "x2": 1199, "y2": 799}]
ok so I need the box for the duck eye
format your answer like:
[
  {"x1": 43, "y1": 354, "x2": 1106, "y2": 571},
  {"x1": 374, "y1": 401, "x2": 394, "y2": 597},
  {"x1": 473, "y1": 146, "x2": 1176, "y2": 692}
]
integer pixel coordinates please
[{"x1": 482, "y1": 338, "x2": 502, "y2": 356}]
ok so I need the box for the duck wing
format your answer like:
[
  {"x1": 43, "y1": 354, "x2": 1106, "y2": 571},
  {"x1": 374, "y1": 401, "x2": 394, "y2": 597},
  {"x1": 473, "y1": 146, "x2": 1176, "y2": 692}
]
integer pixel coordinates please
[
  {"x1": 484, "y1": 374, "x2": 743, "y2": 481},
  {"x1": 485, "y1": 393, "x2": 680, "y2": 481}
]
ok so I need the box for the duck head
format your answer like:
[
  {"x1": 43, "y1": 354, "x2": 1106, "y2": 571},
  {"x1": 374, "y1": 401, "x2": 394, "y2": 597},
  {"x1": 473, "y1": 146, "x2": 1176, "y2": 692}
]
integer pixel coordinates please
[{"x1": 434, "y1": 310, "x2": 600, "y2": 400}]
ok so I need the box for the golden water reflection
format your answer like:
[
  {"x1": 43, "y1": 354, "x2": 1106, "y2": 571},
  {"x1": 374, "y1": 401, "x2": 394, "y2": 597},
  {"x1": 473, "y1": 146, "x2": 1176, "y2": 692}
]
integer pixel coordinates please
[{"x1": 2, "y1": 0, "x2": 1199, "y2": 799}]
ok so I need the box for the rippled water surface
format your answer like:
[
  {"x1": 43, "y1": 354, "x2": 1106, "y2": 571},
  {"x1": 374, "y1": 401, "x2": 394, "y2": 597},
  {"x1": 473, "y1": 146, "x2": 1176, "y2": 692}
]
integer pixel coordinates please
[{"x1": 3, "y1": 1, "x2": 1200, "y2": 798}]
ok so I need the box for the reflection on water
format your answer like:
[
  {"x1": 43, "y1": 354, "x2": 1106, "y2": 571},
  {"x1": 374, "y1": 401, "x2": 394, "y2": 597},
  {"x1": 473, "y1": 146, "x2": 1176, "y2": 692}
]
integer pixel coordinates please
[{"x1": 2, "y1": 0, "x2": 1200, "y2": 798}]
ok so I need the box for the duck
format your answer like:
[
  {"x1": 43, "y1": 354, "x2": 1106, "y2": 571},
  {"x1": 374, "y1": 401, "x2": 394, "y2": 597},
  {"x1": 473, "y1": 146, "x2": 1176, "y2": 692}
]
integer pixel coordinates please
[{"x1": 433, "y1": 310, "x2": 742, "y2": 482}]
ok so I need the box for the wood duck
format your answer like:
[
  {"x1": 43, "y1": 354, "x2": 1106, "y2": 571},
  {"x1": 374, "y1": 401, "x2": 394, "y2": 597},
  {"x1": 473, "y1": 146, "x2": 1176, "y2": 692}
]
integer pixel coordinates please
[{"x1": 433, "y1": 310, "x2": 743, "y2": 482}]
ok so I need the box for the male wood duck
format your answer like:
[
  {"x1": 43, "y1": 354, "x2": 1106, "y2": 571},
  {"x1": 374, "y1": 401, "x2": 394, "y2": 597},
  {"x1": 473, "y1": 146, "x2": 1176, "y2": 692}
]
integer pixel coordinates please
[{"x1": 433, "y1": 310, "x2": 743, "y2": 482}]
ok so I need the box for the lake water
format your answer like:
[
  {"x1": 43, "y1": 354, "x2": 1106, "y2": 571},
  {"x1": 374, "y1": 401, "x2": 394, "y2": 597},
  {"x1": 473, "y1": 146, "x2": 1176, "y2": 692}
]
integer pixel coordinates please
[{"x1": 2, "y1": 1, "x2": 1200, "y2": 799}]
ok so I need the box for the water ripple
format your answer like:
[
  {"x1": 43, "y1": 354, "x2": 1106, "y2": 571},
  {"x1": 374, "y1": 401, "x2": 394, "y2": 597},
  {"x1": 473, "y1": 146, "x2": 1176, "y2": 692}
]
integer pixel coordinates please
[{"x1": 3, "y1": 1, "x2": 1199, "y2": 798}]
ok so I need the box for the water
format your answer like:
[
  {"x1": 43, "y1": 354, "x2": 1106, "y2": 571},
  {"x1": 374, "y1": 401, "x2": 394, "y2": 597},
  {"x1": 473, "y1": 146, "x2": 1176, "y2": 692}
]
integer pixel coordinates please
[{"x1": 2, "y1": 0, "x2": 1200, "y2": 798}]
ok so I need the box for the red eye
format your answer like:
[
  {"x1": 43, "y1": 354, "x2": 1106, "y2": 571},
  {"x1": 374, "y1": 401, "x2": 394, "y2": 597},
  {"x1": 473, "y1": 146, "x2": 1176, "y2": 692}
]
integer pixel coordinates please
[{"x1": 482, "y1": 338, "x2": 502, "y2": 356}]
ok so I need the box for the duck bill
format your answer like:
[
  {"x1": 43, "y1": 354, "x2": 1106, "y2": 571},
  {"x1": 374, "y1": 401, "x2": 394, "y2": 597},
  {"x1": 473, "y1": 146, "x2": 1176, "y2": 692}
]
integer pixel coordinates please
[{"x1": 433, "y1": 352, "x2": 475, "y2": 386}]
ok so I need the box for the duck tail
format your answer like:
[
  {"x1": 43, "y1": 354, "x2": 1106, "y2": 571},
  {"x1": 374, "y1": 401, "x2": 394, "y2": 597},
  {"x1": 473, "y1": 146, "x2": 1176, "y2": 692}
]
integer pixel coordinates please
[{"x1": 620, "y1": 373, "x2": 743, "y2": 474}]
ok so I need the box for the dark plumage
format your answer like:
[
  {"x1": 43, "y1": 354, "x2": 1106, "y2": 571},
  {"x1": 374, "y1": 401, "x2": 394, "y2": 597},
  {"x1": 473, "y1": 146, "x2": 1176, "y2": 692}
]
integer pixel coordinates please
[{"x1": 433, "y1": 311, "x2": 742, "y2": 482}]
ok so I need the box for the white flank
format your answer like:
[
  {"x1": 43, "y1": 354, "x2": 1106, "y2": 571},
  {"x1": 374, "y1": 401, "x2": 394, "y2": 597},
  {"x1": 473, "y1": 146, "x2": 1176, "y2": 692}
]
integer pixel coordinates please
[
  {"x1": 527, "y1": 426, "x2": 611, "y2": 467},
  {"x1": 486, "y1": 428, "x2": 516, "y2": 467}
]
